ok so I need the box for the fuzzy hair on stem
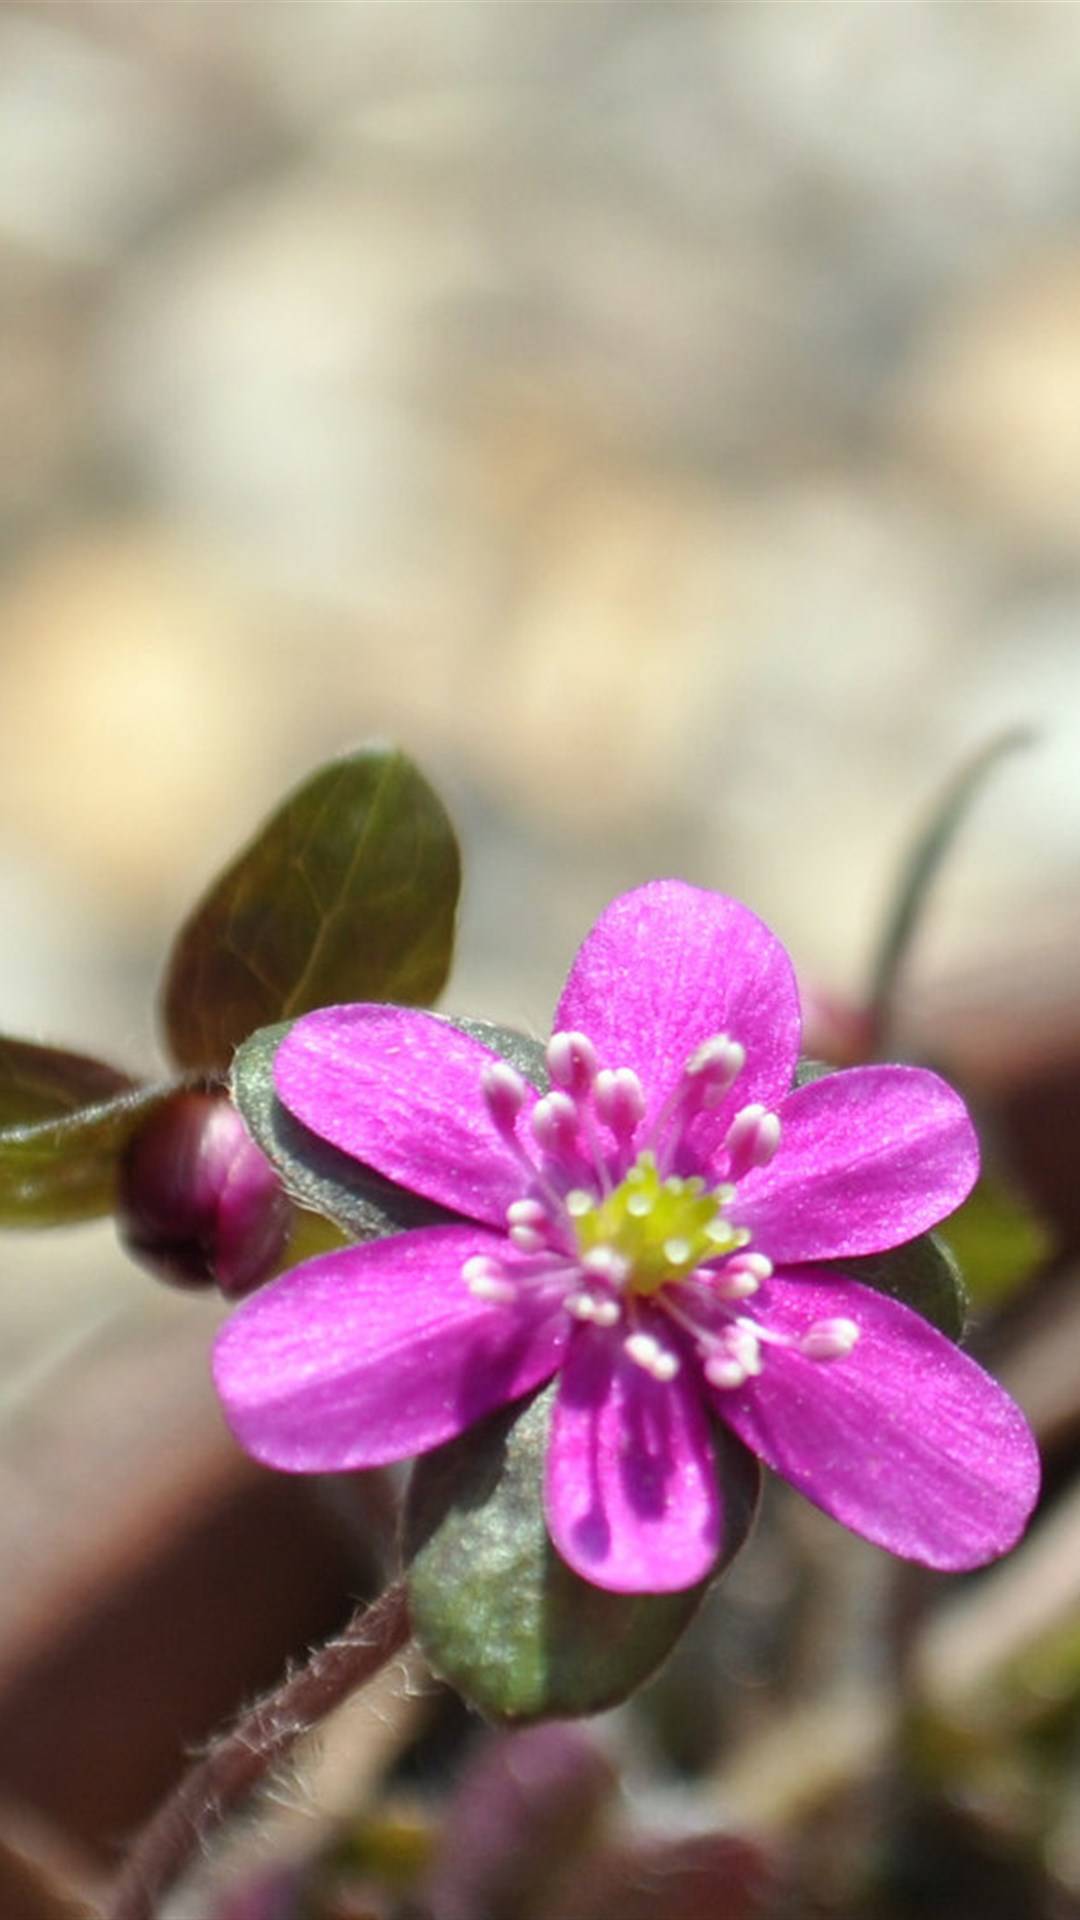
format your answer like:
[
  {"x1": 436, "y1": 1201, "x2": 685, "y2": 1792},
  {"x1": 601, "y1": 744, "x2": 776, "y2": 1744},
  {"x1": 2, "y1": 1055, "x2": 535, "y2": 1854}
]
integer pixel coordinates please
[{"x1": 104, "y1": 1582, "x2": 410, "y2": 1920}]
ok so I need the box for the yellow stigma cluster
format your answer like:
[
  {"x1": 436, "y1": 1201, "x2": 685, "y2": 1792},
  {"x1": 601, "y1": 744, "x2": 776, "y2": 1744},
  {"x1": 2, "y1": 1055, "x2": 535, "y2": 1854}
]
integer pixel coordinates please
[{"x1": 568, "y1": 1151, "x2": 748, "y2": 1297}]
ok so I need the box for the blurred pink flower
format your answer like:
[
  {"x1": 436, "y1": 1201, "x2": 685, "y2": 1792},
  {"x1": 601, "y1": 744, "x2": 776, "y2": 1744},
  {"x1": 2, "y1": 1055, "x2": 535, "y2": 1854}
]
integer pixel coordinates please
[{"x1": 214, "y1": 883, "x2": 1039, "y2": 1594}]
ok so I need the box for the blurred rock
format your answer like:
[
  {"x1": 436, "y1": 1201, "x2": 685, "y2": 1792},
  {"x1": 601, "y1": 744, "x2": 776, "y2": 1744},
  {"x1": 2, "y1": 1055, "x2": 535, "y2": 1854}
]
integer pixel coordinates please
[{"x1": 900, "y1": 249, "x2": 1080, "y2": 558}]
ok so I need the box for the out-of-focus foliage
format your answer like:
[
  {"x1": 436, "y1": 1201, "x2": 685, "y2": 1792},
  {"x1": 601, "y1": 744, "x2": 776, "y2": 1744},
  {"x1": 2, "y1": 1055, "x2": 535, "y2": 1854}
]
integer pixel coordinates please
[{"x1": 945, "y1": 1177, "x2": 1054, "y2": 1308}]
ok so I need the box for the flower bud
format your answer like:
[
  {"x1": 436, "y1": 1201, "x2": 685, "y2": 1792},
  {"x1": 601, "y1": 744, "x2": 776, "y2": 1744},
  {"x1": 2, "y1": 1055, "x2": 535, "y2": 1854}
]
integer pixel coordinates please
[{"x1": 117, "y1": 1091, "x2": 290, "y2": 1296}]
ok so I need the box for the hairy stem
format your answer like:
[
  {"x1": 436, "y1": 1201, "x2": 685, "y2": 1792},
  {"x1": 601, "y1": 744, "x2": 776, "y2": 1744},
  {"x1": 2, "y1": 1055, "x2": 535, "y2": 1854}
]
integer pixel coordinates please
[{"x1": 105, "y1": 1581, "x2": 411, "y2": 1920}]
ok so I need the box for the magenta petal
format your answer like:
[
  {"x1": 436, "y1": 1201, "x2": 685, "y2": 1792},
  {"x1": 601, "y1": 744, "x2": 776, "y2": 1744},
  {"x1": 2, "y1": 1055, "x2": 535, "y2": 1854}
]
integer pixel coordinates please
[
  {"x1": 545, "y1": 1322, "x2": 722, "y2": 1593},
  {"x1": 213, "y1": 1226, "x2": 566, "y2": 1471},
  {"x1": 731, "y1": 1065, "x2": 979, "y2": 1262},
  {"x1": 715, "y1": 1272, "x2": 1040, "y2": 1570},
  {"x1": 554, "y1": 883, "x2": 801, "y2": 1152},
  {"x1": 275, "y1": 1007, "x2": 537, "y2": 1226}
]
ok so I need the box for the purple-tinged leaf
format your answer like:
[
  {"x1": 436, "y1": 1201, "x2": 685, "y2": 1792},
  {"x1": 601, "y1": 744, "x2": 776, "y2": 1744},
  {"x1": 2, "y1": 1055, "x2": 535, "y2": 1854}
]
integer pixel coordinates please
[
  {"x1": 0, "y1": 1035, "x2": 135, "y2": 1128},
  {"x1": 162, "y1": 747, "x2": 461, "y2": 1073},
  {"x1": 0, "y1": 1037, "x2": 174, "y2": 1227}
]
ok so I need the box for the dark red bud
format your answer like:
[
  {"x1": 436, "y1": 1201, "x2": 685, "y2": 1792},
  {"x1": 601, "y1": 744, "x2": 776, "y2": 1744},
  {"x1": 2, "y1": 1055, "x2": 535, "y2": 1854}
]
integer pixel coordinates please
[{"x1": 117, "y1": 1090, "x2": 290, "y2": 1296}]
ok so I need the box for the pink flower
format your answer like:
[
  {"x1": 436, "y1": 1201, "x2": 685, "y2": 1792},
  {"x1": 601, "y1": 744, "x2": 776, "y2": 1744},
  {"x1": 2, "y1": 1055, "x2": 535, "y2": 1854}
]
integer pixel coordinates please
[{"x1": 213, "y1": 883, "x2": 1039, "y2": 1595}]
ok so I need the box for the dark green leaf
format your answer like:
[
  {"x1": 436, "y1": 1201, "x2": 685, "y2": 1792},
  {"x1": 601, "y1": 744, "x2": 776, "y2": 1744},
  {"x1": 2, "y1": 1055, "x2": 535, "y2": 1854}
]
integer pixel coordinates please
[
  {"x1": 162, "y1": 746, "x2": 462, "y2": 1072},
  {"x1": 839, "y1": 1231, "x2": 966, "y2": 1341},
  {"x1": 0, "y1": 1078, "x2": 176, "y2": 1228},
  {"x1": 867, "y1": 729, "x2": 1034, "y2": 1050},
  {"x1": 0, "y1": 1036, "x2": 136, "y2": 1129},
  {"x1": 230, "y1": 1021, "x2": 449, "y2": 1241},
  {"x1": 405, "y1": 1381, "x2": 761, "y2": 1722}
]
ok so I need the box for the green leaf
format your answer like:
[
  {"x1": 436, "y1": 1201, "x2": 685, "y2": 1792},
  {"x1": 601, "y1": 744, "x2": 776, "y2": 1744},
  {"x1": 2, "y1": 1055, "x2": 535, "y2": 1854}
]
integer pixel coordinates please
[
  {"x1": 941, "y1": 1176, "x2": 1053, "y2": 1309},
  {"x1": 0, "y1": 1075, "x2": 176, "y2": 1227},
  {"x1": 230, "y1": 1021, "x2": 449, "y2": 1242},
  {"x1": 405, "y1": 1381, "x2": 761, "y2": 1722},
  {"x1": 161, "y1": 746, "x2": 462, "y2": 1073},
  {"x1": 839, "y1": 1231, "x2": 967, "y2": 1341},
  {"x1": 0, "y1": 1036, "x2": 136, "y2": 1128}
]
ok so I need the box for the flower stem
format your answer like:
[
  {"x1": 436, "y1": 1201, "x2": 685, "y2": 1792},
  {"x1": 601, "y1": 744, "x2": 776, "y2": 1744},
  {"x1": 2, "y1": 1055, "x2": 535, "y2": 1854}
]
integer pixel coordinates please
[{"x1": 105, "y1": 1581, "x2": 411, "y2": 1920}]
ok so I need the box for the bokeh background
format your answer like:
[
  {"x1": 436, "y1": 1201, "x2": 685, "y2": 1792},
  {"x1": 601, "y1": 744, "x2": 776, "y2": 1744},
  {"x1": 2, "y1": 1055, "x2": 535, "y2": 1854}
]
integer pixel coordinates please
[{"x1": 3, "y1": 5, "x2": 1080, "y2": 1910}]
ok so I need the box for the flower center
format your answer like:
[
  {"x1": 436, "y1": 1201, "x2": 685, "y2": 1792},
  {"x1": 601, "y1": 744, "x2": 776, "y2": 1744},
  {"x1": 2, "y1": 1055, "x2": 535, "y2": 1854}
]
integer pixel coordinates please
[
  {"x1": 567, "y1": 1151, "x2": 749, "y2": 1298},
  {"x1": 465, "y1": 1034, "x2": 862, "y2": 1391}
]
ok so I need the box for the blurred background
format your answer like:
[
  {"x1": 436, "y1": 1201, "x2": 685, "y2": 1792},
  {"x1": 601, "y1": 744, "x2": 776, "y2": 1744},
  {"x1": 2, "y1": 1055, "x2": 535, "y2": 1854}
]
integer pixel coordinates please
[{"x1": 2, "y1": 5, "x2": 1080, "y2": 1913}]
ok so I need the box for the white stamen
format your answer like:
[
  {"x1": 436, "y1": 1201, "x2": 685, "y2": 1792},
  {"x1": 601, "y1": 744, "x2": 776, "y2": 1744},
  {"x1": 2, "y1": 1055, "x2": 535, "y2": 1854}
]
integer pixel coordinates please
[
  {"x1": 664, "y1": 1236, "x2": 692, "y2": 1266},
  {"x1": 510, "y1": 1224, "x2": 547, "y2": 1253},
  {"x1": 531, "y1": 1090, "x2": 579, "y2": 1158},
  {"x1": 507, "y1": 1198, "x2": 547, "y2": 1229},
  {"x1": 624, "y1": 1331, "x2": 661, "y2": 1367},
  {"x1": 713, "y1": 1268, "x2": 761, "y2": 1301},
  {"x1": 728, "y1": 1325, "x2": 764, "y2": 1376},
  {"x1": 704, "y1": 1354, "x2": 748, "y2": 1390},
  {"x1": 593, "y1": 1067, "x2": 646, "y2": 1137},
  {"x1": 546, "y1": 1030, "x2": 598, "y2": 1096},
  {"x1": 686, "y1": 1034, "x2": 746, "y2": 1106},
  {"x1": 800, "y1": 1317, "x2": 860, "y2": 1361},
  {"x1": 626, "y1": 1191, "x2": 654, "y2": 1218},
  {"x1": 726, "y1": 1251, "x2": 774, "y2": 1281},
  {"x1": 566, "y1": 1290, "x2": 621, "y2": 1327},
  {"x1": 582, "y1": 1245, "x2": 629, "y2": 1285},
  {"x1": 483, "y1": 1061, "x2": 528, "y2": 1135},
  {"x1": 725, "y1": 1104, "x2": 782, "y2": 1178},
  {"x1": 624, "y1": 1331, "x2": 680, "y2": 1381},
  {"x1": 462, "y1": 1255, "x2": 517, "y2": 1304}
]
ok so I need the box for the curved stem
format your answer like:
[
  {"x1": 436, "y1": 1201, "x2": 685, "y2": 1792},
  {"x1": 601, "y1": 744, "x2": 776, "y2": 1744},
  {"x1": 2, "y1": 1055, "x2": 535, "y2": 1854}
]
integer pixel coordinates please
[{"x1": 106, "y1": 1582, "x2": 411, "y2": 1920}]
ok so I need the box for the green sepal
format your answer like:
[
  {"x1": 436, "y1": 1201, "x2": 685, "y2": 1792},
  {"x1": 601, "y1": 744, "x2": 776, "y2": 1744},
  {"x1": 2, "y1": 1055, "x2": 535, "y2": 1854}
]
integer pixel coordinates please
[
  {"x1": 161, "y1": 746, "x2": 461, "y2": 1073},
  {"x1": 0, "y1": 1037, "x2": 176, "y2": 1226},
  {"x1": 404, "y1": 1380, "x2": 762, "y2": 1723}
]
